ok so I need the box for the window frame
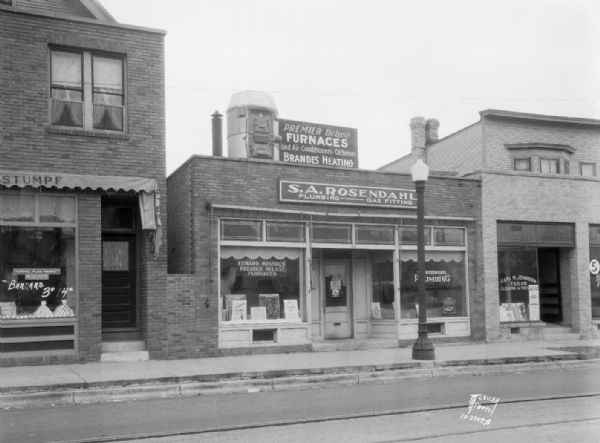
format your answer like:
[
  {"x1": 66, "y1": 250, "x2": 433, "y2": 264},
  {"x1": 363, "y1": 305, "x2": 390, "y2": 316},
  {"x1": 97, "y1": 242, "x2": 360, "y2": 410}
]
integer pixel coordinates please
[
  {"x1": 580, "y1": 162, "x2": 596, "y2": 177},
  {"x1": 49, "y1": 47, "x2": 126, "y2": 133},
  {"x1": 540, "y1": 157, "x2": 560, "y2": 174},
  {"x1": 513, "y1": 158, "x2": 531, "y2": 172}
]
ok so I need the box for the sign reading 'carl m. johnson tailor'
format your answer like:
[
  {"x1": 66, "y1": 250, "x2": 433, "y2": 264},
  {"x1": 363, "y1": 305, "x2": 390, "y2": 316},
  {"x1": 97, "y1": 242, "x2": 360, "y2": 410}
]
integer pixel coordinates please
[
  {"x1": 279, "y1": 180, "x2": 417, "y2": 209},
  {"x1": 278, "y1": 119, "x2": 358, "y2": 168}
]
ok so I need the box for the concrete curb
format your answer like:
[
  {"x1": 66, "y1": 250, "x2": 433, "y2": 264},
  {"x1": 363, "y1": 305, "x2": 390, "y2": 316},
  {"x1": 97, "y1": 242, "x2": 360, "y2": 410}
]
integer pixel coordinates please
[{"x1": 2, "y1": 357, "x2": 599, "y2": 410}]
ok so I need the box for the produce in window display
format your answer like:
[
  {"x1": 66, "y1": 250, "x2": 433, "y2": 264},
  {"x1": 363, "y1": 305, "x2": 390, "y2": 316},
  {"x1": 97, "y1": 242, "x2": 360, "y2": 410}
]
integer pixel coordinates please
[
  {"x1": 53, "y1": 299, "x2": 74, "y2": 317},
  {"x1": 32, "y1": 300, "x2": 53, "y2": 318}
]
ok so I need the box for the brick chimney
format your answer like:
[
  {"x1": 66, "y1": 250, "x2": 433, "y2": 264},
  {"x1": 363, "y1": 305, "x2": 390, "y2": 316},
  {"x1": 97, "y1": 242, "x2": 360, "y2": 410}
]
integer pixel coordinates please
[
  {"x1": 425, "y1": 118, "x2": 439, "y2": 146},
  {"x1": 410, "y1": 116, "x2": 426, "y2": 161}
]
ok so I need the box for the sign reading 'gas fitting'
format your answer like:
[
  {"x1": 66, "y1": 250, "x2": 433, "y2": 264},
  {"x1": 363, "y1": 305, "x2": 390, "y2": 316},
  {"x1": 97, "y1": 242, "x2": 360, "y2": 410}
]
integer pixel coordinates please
[
  {"x1": 280, "y1": 180, "x2": 417, "y2": 209},
  {"x1": 278, "y1": 119, "x2": 358, "y2": 168}
]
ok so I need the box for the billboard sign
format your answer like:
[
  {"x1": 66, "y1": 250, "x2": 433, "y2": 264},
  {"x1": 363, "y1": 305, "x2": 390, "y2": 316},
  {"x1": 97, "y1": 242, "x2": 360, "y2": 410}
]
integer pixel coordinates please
[
  {"x1": 279, "y1": 180, "x2": 417, "y2": 209},
  {"x1": 278, "y1": 119, "x2": 358, "y2": 168}
]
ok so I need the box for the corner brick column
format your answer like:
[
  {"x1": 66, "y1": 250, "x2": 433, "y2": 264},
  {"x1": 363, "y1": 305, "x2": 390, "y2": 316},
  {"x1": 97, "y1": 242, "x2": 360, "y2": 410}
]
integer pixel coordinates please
[{"x1": 571, "y1": 222, "x2": 592, "y2": 337}]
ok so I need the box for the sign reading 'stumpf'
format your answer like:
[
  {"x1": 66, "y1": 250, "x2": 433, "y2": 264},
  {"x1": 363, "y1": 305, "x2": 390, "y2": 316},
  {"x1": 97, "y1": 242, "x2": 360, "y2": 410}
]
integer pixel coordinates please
[{"x1": 279, "y1": 180, "x2": 417, "y2": 209}]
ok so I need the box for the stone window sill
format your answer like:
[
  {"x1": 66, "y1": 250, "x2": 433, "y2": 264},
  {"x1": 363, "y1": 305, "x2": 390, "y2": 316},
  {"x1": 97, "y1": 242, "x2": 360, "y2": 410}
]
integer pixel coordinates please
[{"x1": 46, "y1": 126, "x2": 128, "y2": 140}]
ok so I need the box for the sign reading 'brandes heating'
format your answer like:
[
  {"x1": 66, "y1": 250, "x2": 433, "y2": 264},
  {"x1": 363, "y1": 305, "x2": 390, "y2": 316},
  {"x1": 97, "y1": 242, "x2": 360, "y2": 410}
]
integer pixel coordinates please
[
  {"x1": 278, "y1": 119, "x2": 358, "y2": 168},
  {"x1": 279, "y1": 180, "x2": 417, "y2": 209}
]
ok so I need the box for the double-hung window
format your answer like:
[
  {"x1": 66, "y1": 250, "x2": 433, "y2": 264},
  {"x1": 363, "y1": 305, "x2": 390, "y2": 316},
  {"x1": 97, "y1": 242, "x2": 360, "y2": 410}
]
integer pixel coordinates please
[
  {"x1": 50, "y1": 49, "x2": 124, "y2": 131},
  {"x1": 540, "y1": 158, "x2": 559, "y2": 174}
]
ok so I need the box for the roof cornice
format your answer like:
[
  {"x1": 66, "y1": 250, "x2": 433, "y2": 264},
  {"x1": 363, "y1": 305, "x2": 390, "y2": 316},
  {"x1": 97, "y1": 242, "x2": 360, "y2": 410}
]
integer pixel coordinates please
[{"x1": 480, "y1": 109, "x2": 600, "y2": 128}]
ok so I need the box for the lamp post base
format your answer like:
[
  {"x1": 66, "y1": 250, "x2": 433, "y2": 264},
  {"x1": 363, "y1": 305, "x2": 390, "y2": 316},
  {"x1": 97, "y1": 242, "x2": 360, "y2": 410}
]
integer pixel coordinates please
[{"x1": 412, "y1": 335, "x2": 435, "y2": 360}]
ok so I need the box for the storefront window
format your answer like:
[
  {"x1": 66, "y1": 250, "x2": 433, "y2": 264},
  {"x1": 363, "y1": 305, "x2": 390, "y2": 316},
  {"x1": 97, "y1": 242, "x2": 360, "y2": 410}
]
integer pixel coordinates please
[
  {"x1": 220, "y1": 219, "x2": 262, "y2": 241},
  {"x1": 266, "y1": 222, "x2": 305, "y2": 242},
  {"x1": 400, "y1": 226, "x2": 432, "y2": 245},
  {"x1": 0, "y1": 194, "x2": 35, "y2": 222},
  {"x1": 0, "y1": 227, "x2": 76, "y2": 319},
  {"x1": 400, "y1": 251, "x2": 466, "y2": 319},
  {"x1": 497, "y1": 248, "x2": 538, "y2": 322},
  {"x1": 311, "y1": 224, "x2": 352, "y2": 243},
  {"x1": 371, "y1": 251, "x2": 394, "y2": 319},
  {"x1": 356, "y1": 225, "x2": 394, "y2": 245},
  {"x1": 220, "y1": 248, "x2": 302, "y2": 322},
  {"x1": 434, "y1": 228, "x2": 465, "y2": 246}
]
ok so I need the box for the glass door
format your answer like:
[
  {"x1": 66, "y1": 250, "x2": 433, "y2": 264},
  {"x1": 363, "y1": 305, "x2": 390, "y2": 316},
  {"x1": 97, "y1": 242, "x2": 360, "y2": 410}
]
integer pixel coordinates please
[{"x1": 323, "y1": 260, "x2": 352, "y2": 339}]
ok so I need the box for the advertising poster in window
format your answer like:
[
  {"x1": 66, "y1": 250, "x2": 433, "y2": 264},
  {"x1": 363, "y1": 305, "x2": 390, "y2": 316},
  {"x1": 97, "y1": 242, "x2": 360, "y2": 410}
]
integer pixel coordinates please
[
  {"x1": 278, "y1": 119, "x2": 358, "y2": 168},
  {"x1": 400, "y1": 256, "x2": 465, "y2": 318},
  {"x1": 220, "y1": 252, "x2": 300, "y2": 322}
]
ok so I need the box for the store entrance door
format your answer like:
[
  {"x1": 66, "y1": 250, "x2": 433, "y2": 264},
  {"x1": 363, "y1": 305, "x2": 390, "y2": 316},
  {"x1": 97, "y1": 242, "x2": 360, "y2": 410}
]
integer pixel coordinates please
[
  {"x1": 101, "y1": 235, "x2": 137, "y2": 330},
  {"x1": 538, "y1": 248, "x2": 562, "y2": 324},
  {"x1": 323, "y1": 260, "x2": 352, "y2": 339}
]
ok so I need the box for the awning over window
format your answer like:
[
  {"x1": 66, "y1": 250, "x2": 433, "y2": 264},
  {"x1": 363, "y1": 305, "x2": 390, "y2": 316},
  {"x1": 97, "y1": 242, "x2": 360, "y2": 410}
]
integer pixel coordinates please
[
  {"x1": 0, "y1": 170, "x2": 157, "y2": 193},
  {"x1": 0, "y1": 170, "x2": 162, "y2": 258}
]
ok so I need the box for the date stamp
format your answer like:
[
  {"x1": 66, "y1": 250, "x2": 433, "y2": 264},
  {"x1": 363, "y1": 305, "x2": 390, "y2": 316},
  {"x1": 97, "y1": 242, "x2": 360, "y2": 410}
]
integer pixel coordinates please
[{"x1": 460, "y1": 394, "x2": 500, "y2": 426}]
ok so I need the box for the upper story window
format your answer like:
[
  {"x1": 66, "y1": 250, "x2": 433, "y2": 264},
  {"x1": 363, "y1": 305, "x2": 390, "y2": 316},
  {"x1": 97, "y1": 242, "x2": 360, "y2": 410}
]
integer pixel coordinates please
[
  {"x1": 513, "y1": 158, "x2": 531, "y2": 172},
  {"x1": 580, "y1": 162, "x2": 596, "y2": 177},
  {"x1": 50, "y1": 49, "x2": 124, "y2": 132},
  {"x1": 505, "y1": 143, "x2": 574, "y2": 175},
  {"x1": 540, "y1": 158, "x2": 559, "y2": 174}
]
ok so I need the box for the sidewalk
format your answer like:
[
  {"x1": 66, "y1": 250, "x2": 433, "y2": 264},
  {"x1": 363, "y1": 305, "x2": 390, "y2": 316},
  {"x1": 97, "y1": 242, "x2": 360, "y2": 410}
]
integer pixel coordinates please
[{"x1": 1, "y1": 337, "x2": 599, "y2": 409}]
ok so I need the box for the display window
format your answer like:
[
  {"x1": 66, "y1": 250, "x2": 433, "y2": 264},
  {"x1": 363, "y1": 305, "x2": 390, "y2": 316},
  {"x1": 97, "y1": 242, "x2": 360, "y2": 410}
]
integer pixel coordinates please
[
  {"x1": 0, "y1": 227, "x2": 76, "y2": 319},
  {"x1": 400, "y1": 251, "x2": 466, "y2": 319},
  {"x1": 370, "y1": 251, "x2": 394, "y2": 319},
  {"x1": 0, "y1": 193, "x2": 77, "y2": 320},
  {"x1": 220, "y1": 247, "x2": 303, "y2": 322},
  {"x1": 497, "y1": 248, "x2": 538, "y2": 322}
]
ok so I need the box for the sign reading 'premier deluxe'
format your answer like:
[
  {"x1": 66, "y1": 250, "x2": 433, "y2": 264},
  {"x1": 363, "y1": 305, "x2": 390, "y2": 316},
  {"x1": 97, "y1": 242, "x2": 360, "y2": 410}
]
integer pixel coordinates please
[
  {"x1": 279, "y1": 180, "x2": 417, "y2": 209},
  {"x1": 278, "y1": 119, "x2": 358, "y2": 168}
]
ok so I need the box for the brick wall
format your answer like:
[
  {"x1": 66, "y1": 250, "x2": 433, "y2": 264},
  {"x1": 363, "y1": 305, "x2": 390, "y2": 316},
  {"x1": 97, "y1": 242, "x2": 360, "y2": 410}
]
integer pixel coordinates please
[
  {"x1": 77, "y1": 193, "x2": 102, "y2": 361},
  {"x1": 481, "y1": 172, "x2": 600, "y2": 338},
  {"x1": 483, "y1": 118, "x2": 600, "y2": 173},
  {"x1": 1, "y1": 8, "x2": 168, "y2": 363},
  {"x1": 0, "y1": 9, "x2": 166, "y2": 180},
  {"x1": 167, "y1": 156, "x2": 484, "y2": 355},
  {"x1": 167, "y1": 163, "x2": 193, "y2": 274}
]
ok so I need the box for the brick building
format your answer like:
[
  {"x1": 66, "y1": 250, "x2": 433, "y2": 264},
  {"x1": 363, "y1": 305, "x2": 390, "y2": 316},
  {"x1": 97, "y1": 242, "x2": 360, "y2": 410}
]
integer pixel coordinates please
[
  {"x1": 381, "y1": 110, "x2": 600, "y2": 340},
  {"x1": 167, "y1": 92, "x2": 483, "y2": 356},
  {"x1": 0, "y1": 0, "x2": 167, "y2": 365}
]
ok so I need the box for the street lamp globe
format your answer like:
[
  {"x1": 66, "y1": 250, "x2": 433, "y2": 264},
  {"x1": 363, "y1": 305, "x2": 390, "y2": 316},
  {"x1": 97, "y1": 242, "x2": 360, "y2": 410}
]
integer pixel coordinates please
[{"x1": 411, "y1": 159, "x2": 429, "y2": 183}]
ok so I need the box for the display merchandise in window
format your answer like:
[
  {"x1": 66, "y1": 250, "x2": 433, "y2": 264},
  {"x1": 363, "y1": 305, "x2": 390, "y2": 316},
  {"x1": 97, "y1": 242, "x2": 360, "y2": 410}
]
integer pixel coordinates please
[
  {"x1": 400, "y1": 251, "x2": 466, "y2": 319},
  {"x1": 497, "y1": 248, "x2": 538, "y2": 321},
  {"x1": 0, "y1": 227, "x2": 76, "y2": 319},
  {"x1": 371, "y1": 251, "x2": 394, "y2": 319},
  {"x1": 220, "y1": 249, "x2": 302, "y2": 322}
]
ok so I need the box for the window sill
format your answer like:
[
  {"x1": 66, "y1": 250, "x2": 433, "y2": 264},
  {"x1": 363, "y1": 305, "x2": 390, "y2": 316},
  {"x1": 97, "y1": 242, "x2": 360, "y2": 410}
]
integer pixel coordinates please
[{"x1": 46, "y1": 126, "x2": 128, "y2": 140}]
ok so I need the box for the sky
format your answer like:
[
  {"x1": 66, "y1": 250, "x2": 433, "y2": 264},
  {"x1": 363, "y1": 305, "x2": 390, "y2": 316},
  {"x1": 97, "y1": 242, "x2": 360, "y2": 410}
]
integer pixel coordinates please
[{"x1": 100, "y1": 0, "x2": 600, "y2": 174}]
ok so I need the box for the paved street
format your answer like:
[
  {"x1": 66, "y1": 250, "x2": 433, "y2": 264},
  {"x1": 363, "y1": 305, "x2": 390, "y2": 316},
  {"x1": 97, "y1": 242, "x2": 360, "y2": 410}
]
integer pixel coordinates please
[
  {"x1": 140, "y1": 397, "x2": 600, "y2": 443},
  {"x1": 1, "y1": 366, "x2": 599, "y2": 442}
]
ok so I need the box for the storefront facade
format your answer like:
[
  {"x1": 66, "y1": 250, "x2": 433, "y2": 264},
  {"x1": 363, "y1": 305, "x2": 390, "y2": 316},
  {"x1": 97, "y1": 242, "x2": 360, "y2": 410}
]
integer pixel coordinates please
[
  {"x1": 167, "y1": 156, "x2": 483, "y2": 355},
  {"x1": 381, "y1": 110, "x2": 600, "y2": 340},
  {"x1": 0, "y1": 2, "x2": 167, "y2": 366}
]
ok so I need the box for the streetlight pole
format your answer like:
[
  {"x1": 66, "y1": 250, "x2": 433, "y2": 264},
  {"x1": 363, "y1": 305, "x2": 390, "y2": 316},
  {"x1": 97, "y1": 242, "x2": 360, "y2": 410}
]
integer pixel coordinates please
[{"x1": 411, "y1": 159, "x2": 435, "y2": 360}]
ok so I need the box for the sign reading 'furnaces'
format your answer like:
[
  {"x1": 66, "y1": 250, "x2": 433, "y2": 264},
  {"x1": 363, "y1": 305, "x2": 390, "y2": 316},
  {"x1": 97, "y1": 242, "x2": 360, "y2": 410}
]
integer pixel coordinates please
[
  {"x1": 279, "y1": 180, "x2": 417, "y2": 209},
  {"x1": 278, "y1": 119, "x2": 358, "y2": 168}
]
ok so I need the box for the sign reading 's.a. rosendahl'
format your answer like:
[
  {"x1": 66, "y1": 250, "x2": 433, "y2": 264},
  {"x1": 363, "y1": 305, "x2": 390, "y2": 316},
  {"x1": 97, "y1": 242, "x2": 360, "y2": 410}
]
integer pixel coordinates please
[{"x1": 279, "y1": 180, "x2": 417, "y2": 209}]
